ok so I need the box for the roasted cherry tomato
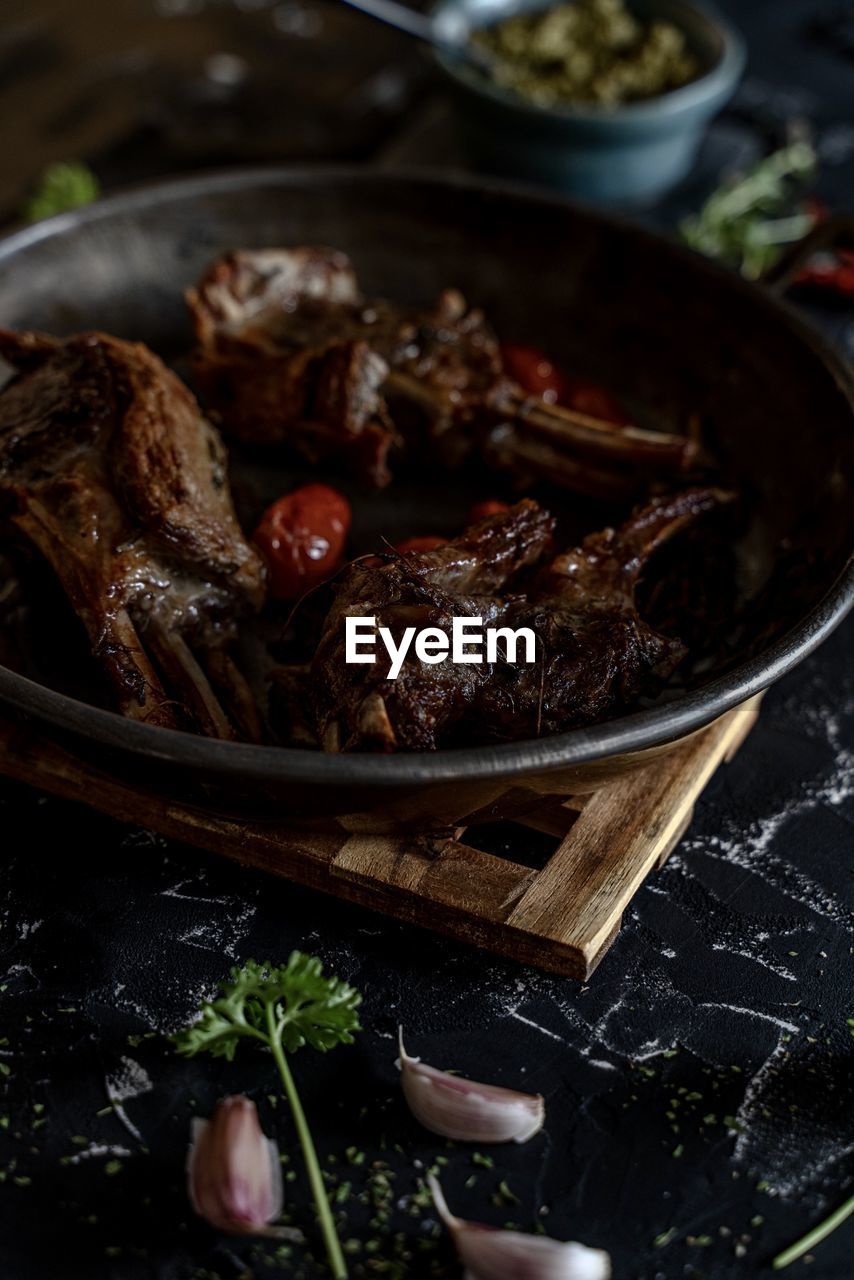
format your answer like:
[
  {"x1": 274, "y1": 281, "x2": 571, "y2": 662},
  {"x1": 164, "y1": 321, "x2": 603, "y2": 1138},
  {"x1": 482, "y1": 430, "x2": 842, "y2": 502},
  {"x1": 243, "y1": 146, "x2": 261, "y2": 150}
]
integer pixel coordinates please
[
  {"x1": 396, "y1": 534, "x2": 447, "y2": 554},
  {"x1": 500, "y1": 342, "x2": 567, "y2": 403},
  {"x1": 561, "y1": 376, "x2": 630, "y2": 426},
  {"x1": 467, "y1": 499, "x2": 510, "y2": 524},
  {"x1": 252, "y1": 483, "x2": 351, "y2": 600},
  {"x1": 502, "y1": 341, "x2": 629, "y2": 425}
]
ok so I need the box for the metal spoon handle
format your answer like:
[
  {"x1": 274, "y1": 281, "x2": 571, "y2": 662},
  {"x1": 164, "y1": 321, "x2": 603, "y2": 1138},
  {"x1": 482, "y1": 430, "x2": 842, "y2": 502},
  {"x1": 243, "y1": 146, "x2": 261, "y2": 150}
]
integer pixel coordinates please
[
  {"x1": 337, "y1": 0, "x2": 491, "y2": 70},
  {"x1": 339, "y1": 0, "x2": 441, "y2": 44}
]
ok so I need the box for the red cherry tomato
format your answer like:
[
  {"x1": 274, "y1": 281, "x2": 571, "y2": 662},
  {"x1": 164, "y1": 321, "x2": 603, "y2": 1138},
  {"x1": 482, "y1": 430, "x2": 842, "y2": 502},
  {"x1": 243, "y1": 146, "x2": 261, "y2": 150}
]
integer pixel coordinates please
[
  {"x1": 562, "y1": 377, "x2": 630, "y2": 427},
  {"x1": 502, "y1": 341, "x2": 630, "y2": 425},
  {"x1": 396, "y1": 534, "x2": 447, "y2": 554},
  {"x1": 252, "y1": 484, "x2": 351, "y2": 600},
  {"x1": 467, "y1": 499, "x2": 510, "y2": 524},
  {"x1": 500, "y1": 342, "x2": 567, "y2": 404}
]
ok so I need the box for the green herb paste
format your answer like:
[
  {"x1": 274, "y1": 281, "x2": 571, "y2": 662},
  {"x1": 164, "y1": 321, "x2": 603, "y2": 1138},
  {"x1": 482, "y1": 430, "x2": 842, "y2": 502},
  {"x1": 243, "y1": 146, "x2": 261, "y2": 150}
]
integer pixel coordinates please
[{"x1": 473, "y1": 0, "x2": 700, "y2": 108}]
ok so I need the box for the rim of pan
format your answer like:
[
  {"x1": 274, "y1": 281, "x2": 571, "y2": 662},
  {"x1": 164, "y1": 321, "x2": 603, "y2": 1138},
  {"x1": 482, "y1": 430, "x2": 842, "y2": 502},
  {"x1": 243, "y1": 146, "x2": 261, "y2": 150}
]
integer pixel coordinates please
[{"x1": 0, "y1": 164, "x2": 851, "y2": 788}]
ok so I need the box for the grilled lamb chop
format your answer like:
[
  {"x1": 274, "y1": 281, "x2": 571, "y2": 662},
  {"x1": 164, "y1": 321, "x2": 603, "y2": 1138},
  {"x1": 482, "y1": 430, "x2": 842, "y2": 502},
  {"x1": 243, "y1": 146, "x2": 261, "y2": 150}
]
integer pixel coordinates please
[
  {"x1": 477, "y1": 487, "x2": 733, "y2": 740},
  {"x1": 187, "y1": 248, "x2": 399, "y2": 486},
  {"x1": 310, "y1": 499, "x2": 555, "y2": 751},
  {"x1": 304, "y1": 489, "x2": 730, "y2": 752},
  {"x1": 0, "y1": 329, "x2": 266, "y2": 738},
  {"x1": 188, "y1": 248, "x2": 696, "y2": 496}
]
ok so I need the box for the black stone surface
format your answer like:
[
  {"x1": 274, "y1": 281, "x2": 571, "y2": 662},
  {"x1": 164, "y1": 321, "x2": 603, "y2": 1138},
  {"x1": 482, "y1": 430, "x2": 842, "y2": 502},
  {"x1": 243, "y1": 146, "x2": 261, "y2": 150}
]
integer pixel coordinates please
[
  {"x1": 0, "y1": 1, "x2": 852, "y2": 1278},
  {"x1": 2, "y1": 619, "x2": 851, "y2": 1280}
]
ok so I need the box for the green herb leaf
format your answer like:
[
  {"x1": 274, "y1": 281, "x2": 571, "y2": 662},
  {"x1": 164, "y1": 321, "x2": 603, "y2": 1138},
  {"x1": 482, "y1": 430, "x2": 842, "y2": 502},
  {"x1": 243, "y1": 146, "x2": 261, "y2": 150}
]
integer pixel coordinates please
[
  {"x1": 680, "y1": 140, "x2": 817, "y2": 280},
  {"x1": 172, "y1": 954, "x2": 361, "y2": 1061},
  {"x1": 172, "y1": 955, "x2": 361, "y2": 1279},
  {"x1": 24, "y1": 162, "x2": 100, "y2": 223}
]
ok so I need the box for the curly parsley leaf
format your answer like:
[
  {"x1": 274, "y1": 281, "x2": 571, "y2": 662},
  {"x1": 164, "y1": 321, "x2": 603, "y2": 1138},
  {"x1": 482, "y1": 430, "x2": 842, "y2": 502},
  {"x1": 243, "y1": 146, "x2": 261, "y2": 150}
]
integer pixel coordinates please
[
  {"x1": 172, "y1": 953, "x2": 361, "y2": 1060},
  {"x1": 172, "y1": 954, "x2": 361, "y2": 1278},
  {"x1": 24, "y1": 162, "x2": 100, "y2": 223}
]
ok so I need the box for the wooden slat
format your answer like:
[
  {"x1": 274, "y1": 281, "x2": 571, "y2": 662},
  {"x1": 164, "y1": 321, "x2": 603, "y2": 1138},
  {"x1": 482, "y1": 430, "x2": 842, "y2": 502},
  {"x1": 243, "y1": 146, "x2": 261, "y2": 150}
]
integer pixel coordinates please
[
  {"x1": 334, "y1": 835, "x2": 535, "y2": 921},
  {"x1": 724, "y1": 698, "x2": 761, "y2": 760},
  {"x1": 513, "y1": 796, "x2": 578, "y2": 838},
  {"x1": 0, "y1": 718, "x2": 344, "y2": 884},
  {"x1": 655, "y1": 805, "x2": 694, "y2": 868},
  {"x1": 504, "y1": 698, "x2": 761, "y2": 972},
  {"x1": 0, "y1": 697, "x2": 761, "y2": 978}
]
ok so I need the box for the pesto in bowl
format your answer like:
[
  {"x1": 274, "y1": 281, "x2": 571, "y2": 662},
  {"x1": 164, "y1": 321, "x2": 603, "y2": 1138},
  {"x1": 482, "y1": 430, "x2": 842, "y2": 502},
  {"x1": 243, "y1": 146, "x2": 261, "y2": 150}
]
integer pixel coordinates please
[{"x1": 474, "y1": 0, "x2": 700, "y2": 108}]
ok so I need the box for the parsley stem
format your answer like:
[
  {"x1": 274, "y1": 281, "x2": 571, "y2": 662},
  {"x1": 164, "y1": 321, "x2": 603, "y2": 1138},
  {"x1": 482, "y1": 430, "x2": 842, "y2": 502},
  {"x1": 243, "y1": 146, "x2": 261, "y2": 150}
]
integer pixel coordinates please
[
  {"x1": 772, "y1": 1193, "x2": 854, "y2": 1270},
  {"x1": 265, "y1": 1003, "x2": 347, "y2": 1279}
]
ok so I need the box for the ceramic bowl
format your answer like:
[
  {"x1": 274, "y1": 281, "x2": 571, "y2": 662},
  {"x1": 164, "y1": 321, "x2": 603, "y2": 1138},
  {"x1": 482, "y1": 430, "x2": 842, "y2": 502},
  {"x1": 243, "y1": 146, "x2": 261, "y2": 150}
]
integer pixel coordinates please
[{"x1": 432, "y1": 0, "x2": 746, "y2": 203}]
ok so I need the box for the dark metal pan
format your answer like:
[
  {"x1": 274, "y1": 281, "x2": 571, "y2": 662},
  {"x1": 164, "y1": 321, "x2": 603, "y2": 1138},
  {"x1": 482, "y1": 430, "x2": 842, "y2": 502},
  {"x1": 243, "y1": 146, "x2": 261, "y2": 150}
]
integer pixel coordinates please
[{"x1": 0, "y1": 167, "x2": 851, "y2": 831}]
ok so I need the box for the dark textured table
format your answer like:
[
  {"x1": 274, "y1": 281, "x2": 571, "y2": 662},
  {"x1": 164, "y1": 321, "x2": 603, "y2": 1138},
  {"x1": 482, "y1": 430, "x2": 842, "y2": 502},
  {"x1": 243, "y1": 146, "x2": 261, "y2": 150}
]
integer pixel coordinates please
[{"x1": 0, "y1": 2, "x2": 852, "y2": 1277}]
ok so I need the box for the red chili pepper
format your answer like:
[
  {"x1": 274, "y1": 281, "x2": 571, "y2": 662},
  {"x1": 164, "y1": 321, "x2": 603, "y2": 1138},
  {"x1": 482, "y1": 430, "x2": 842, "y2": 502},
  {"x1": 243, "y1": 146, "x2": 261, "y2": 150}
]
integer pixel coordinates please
[
  {"x1": 796, "y1": 247, "x2": 854, "y2": 297},
  {"x1": 467, "y1": 499, "x2": 510, "y2": 524},
  {"x1": 252, "y1": 483, "x2": 351, "y2": 600},
  {"x1": 800, "y1": 197, "x2": 828, "y2": 224},
  {"x1": 395, "y1": 534, "x2": 447, "y2": 554}
]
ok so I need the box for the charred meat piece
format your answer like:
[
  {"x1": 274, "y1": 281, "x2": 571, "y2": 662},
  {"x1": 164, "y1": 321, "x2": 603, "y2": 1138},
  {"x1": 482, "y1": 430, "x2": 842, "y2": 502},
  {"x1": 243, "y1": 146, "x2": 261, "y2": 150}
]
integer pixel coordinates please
[
  {"x1": 477, "y1": 487, "x2": 733, "y2": 739},
  {"x1": 0, "y1": 329, "x2": 266, "y2": 738},
  {"x1": 301, "y1": 489, "x2": 731, "y2": 752},
  {"x1": 187, "y1": 249, "x2": 401, "y2": 485},
  {"x1": 310, "y1": 500, "x2": 555, "y2": 751},
  {"x1": 188, "y1": 249, "x2": 696, "y2": 495}
]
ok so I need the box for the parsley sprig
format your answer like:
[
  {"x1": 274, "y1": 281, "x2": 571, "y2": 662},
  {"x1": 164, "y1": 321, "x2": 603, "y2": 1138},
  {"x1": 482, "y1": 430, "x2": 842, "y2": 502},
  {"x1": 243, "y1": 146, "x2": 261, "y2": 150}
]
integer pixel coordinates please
[
  {"x1": 680, "y1": 140, "x2": 817, "y2": 279},
  {"x1": 773, "y1": 1192, "x2": 854, "y2": 1270},
  {"x1": 172, "y1": 954, "x2": 361, "y2": 1277},
  {"x1": 24, "y1": 161, "x2": 99, "y2": 223}
]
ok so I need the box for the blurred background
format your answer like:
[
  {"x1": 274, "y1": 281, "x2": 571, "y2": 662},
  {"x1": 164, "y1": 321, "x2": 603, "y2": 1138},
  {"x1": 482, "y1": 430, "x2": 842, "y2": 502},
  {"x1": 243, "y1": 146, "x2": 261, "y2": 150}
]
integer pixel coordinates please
[{"x1": 2, "y1": 0, "x2": 854, "y2": 230}]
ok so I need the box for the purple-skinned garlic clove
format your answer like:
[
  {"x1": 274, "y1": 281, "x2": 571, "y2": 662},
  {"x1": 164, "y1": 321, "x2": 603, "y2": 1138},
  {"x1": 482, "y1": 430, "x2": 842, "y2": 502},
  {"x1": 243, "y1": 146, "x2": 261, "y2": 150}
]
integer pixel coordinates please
[
  {"x1": 429, "y1": 1175, "x2": 611, "y2": 1280},
  {"x1": 397, "y1": 1028, "x2": 545, "y2": 1144},
  {"x1": 187, "y1": 1095, "x2": 296, "y2": 1238}
]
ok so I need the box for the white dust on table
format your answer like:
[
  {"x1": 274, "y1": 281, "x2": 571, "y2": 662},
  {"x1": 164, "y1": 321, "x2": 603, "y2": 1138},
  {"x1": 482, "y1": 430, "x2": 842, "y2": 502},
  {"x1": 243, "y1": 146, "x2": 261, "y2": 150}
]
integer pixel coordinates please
[
  {"x1": 643, "y1": 875, "x2": 800, "y2": 981},
  {"x1": 508, "y1": 1010, "x2": 567, "y2": 1044},
  {"x1": 105, "y1": 974, "x2": 214, "y2": 1034},
  {"x1": 345, "y1": 666, "x2": 854, "y2": 1206},
  {"x1": 96, "y1": 866, "x2": 259, "y2": 1033},
  {"x1": 671, "y1": 674, "x2": 854, "y2": 946},
  {"x1": 105, "y1": 1056, "x2": 154, "y2": 1145},
  {"x1": 492, "y1": 671, "x2": 853, "y2": 1202},
  {"x1": 164, "y1": 869, "x2": 259, "y2": 960},
  {"x1": 733, "y1": 1034, "x2": 854, "y2": 1198},
  {"x1": 695, "y1": 1002, "x2": 799, "y2": 1035}
]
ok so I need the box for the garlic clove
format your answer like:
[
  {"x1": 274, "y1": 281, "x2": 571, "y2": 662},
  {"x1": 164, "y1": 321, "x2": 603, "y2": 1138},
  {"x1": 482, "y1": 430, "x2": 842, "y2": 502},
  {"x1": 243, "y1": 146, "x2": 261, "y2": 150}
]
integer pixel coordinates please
[
  {"x1": 188, "y1": 1094, "x2": 296, "y2": 1239},
  {"x1": 397, "y1": 1028, "x2": 545, "y2": 1144},
  {"x1": 429, "y1": 1175, "x2": 611, "y2": 1280}
]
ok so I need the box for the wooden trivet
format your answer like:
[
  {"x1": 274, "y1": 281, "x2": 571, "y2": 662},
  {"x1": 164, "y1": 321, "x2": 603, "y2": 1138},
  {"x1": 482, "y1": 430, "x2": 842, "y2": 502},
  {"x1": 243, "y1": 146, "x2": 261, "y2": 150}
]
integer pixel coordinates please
[{"x1": 0, "y1": 698, "x2": 760, "y2": 978}]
